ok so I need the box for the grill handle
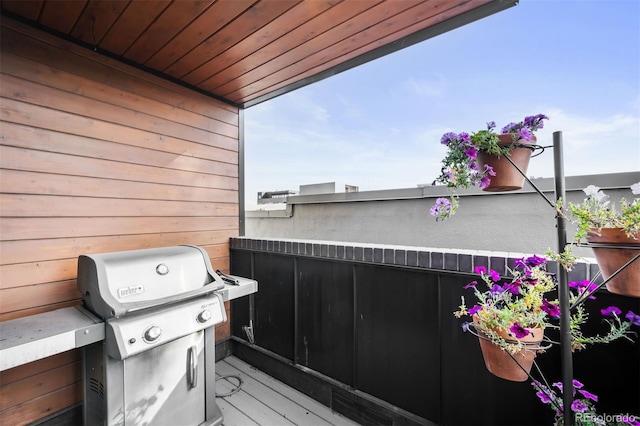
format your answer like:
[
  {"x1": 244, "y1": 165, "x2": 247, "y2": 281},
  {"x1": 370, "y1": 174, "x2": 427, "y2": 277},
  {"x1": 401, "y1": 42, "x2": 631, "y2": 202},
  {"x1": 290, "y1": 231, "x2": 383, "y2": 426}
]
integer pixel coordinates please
[{"x1": 187, "y1": 345, "x2": 198, "y2": 389}]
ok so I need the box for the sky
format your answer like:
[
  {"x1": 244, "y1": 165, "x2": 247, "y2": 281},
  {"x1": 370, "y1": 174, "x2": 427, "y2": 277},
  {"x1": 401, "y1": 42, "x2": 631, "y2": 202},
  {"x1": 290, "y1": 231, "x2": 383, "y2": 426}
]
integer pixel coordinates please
[{"x1": 243, "y1": 0, "x2": 640, "y2": 210}]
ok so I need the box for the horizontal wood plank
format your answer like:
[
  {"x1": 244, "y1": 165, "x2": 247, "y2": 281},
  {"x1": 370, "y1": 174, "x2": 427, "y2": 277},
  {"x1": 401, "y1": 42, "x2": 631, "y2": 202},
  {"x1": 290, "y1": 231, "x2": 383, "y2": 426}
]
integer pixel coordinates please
[
  {"x1": 0, "y1": 279, "x2": 80, "y2": 305},
  {"x1": 0, "y1": 78, "x2": 238, "y2": 150},
  {"x1": 0, "y1": 350, "x2": 80, "y2": 385},
  {"x1": 0, "y1": 361, "x2": 82, "y2": 411},
  {"x1": 1, "y1": 22, "x2": 238, "y2": 118},
  {"x1": 0, "y1": 301, "x2": 81, "y2": 322},
  {"x1": 1, "y1": 107, "x2": 238, "y2": 168},
  {"x1": 0, "y1": 231, "x2": 236, "y2": 265},
  {"x1": 0, "y1": 169, "x2": 238, "y2": 204},
  {"x1": 0, "y1": 244, "x2": 230, "y2": 289},
  {"x1": 1, "y1": 52, "x2": 238, "y2": 138},
  {"x1": 0, "y1": 382, "x2": 81, "y2": 426},
  {"x1": 0, "y1": 146, "x2": 238, "y2": 190},
  {"x1": 0, "y1": 216, "x2": 238, "y2": 241},
  {"x1": 0, "y1": 194, "x2": 238, "y2": 218}
]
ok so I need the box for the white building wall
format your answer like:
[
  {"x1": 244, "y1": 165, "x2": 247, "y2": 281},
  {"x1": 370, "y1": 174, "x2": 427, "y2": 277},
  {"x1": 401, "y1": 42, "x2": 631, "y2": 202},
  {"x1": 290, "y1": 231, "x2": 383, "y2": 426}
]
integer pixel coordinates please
[{"x1": 245, "y1": 172, "x2": 639, "y2": 256}]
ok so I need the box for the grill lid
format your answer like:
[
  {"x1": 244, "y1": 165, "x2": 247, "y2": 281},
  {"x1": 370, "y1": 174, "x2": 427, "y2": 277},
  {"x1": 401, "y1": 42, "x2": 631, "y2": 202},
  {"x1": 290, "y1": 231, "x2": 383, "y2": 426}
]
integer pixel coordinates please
[{"x1": 77, "y1": 245, "x2": 223, "y2": 319}]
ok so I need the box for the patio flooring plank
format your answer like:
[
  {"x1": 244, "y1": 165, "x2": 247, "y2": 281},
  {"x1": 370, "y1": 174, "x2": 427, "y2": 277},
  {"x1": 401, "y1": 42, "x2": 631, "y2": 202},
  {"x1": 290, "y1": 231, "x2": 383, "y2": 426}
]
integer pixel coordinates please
[
  {"x1": 216, "y1": 397, "x2": 260, "y2": 426},
  {"x1": 216, "y1": 356, "x2": 360, "y2": 426}
]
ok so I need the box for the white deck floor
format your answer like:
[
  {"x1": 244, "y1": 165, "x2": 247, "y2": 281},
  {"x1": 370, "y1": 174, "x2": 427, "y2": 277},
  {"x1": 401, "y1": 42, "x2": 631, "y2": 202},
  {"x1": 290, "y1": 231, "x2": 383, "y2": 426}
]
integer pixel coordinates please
[{"x1": 215, "y1": 357, "x2": 361, "y2": 426}]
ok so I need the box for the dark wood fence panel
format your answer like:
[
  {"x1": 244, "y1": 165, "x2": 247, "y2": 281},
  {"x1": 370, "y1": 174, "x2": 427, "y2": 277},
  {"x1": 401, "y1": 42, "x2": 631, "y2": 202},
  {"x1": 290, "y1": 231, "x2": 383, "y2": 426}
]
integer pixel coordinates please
[
  {"x1": 0, "y1": 18, "x2": 239, "y2": 424},
  {"x1": 252, "y1": 253, "x2": 296, "y2": 361},
  {"x1": 355, "y1": 264, "x2": 440, "y2": 421},
  {"x1": 297, "y1": 258, "x2": 354, "y2": 386},
  {"x1": 231, "y1": 246, "x2": 640, "y2": 425}
]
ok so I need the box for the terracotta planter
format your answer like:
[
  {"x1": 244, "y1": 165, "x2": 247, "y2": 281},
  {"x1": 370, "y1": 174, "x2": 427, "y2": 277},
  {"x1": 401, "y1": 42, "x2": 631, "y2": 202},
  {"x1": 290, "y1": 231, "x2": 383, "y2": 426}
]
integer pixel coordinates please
[
  {"x1": 587, "y1": 228, "x2": 640, "y2": 298},
  {"x1": 477, "y1": 134, "x2": 535, "y2": 192},
  {"x1": 474, "y1": 316, "x2": 544, "y2": 382}
]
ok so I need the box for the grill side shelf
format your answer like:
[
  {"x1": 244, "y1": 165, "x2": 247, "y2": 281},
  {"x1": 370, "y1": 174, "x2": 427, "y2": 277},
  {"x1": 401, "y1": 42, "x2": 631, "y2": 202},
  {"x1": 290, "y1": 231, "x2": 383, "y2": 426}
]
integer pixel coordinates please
[
  {"x1": 0, "y1": 277, "x2": 256, "y2": 371},
  {"x1": 0, "y1": 306, "x2": 105, "y2": 371}
]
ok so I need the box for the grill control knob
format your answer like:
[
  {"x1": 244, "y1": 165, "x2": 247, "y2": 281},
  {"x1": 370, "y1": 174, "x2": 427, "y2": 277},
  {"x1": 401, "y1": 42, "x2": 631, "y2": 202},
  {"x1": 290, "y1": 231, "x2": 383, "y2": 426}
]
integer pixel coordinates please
[
  {"x1": 197, "y1": 310, "x2": 212, "y2": 323},
  {"x1": 143, "y1": 326, "x2": 162, "y2": 342}
]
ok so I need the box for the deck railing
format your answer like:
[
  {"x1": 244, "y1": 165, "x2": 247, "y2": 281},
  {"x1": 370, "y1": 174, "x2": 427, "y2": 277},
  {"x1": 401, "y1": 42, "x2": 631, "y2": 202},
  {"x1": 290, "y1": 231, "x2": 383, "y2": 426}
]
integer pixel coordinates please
[{"x1": 229, "y1": 237, "x2": 639, "y2": 426}]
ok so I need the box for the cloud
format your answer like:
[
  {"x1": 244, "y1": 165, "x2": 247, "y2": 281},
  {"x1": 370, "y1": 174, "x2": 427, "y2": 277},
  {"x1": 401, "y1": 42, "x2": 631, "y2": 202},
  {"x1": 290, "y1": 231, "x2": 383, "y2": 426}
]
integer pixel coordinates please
[
  {"x1": 404, "y1": 77, "x2": 446, "y2": 98},
  {"x1": 513, "y1": 108, "x2": 640, "y2": 178}
]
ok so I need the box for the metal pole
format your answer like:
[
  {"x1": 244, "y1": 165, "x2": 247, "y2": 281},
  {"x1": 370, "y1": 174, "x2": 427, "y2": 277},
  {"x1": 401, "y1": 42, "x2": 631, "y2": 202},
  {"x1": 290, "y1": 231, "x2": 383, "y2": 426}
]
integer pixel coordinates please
[{"x1": 554, "y1": 131, "x2": 573, "y2": 426}]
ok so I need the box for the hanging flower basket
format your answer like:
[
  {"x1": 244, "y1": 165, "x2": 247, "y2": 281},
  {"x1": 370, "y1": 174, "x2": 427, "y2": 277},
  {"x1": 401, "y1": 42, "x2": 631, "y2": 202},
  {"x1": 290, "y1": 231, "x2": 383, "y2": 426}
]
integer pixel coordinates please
[
  {"x1": 587, "y1": 228, "x2": 640, "y2": 298},
  {"x1": 473, "y1": 316, "x2": 545, "y2": 382},
  {"x1": 476, "y1": 135, "x2": 535, "y2": 192},
  {"x1": 430, "y1": 114, "x2": 548, "y2": 220}
]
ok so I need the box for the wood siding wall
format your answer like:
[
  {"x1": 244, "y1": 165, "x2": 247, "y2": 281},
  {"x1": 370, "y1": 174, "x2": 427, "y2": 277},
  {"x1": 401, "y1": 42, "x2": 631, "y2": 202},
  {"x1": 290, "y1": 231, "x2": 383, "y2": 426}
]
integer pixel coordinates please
[{"x1": 0, "y1": 18, "x2": 239, "y2": 425}]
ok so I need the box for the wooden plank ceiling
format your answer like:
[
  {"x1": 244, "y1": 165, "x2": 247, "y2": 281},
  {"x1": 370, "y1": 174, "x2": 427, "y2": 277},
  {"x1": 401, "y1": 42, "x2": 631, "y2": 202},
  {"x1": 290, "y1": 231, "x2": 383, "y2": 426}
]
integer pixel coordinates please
[{"x1": 0, "y1": 0, "x2": 516, "y2": 108}]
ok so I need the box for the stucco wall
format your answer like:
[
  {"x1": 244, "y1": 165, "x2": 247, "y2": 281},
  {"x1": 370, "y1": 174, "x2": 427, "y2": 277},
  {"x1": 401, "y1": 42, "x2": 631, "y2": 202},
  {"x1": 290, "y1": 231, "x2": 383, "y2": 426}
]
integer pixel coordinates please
[{"x1": 246, "y1": 172, "x2": 639, "y2": 257}]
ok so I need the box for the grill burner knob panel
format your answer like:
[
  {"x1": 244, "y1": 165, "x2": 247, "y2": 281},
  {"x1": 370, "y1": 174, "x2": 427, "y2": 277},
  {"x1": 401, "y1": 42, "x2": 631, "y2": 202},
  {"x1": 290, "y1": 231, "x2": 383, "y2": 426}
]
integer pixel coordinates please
[
  {"x1": 143, "y1": 326, "x2": 162, "y2": 342},
  {"x1": 104, "y1": 293, "x2": 226, "y2": 360},
  {"x1": 197, "y1": 310, "x2": 212, "y2": 323}
]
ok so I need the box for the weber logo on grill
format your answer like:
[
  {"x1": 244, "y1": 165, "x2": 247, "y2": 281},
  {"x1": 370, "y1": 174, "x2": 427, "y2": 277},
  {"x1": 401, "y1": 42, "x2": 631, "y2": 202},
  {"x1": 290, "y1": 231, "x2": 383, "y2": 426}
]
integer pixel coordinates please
[{"x1": 118, "y1": 285, "x2": 144, "y2": 298}]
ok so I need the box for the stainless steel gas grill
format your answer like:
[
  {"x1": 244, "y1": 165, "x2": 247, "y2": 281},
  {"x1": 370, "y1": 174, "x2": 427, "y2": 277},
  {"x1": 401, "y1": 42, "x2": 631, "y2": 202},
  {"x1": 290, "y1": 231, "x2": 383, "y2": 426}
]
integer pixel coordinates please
[{"x1": 77, "y1": 245, "x2": 228, "y2": 426}]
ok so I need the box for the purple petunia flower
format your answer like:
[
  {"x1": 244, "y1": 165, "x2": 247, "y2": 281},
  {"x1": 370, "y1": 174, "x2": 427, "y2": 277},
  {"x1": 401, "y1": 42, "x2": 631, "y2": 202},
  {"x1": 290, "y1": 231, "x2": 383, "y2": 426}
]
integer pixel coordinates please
[
  {"x1": 536, "y1": 390, "x2": 552, "y2": 403},
  {"x1": 478, "y1": 175, "x2": 492, "y2": 189},
  {"x1": 571, "y1": 400, "x2": 588, "y2": 412},
  {"x1": 626, "y1": 310, "x2": 640, "y2": 326},
  {"x1": 531, "y1": 114, "x2": 548, "y2": 130},
  {"x1": 541, "y1": 299, "x2": 561, "y2": 318},
  {"x1": 525, "y1": 255, "x2": 547, "y2": 267},
  {"x1": 468, "y1": 305, "x2": 482, "y2": 315},
  {"x1": 569, "y1": 280, "x2": 598, "y2": 299},
  {"x1": 464, "y1": 147, "x2": 478, "y2": 159},
  {"x1": 514, "y1": 257, "x2": 527, "y2": 270},
  {"x1": 463, "y1": 281, "x2": 477, "y2": 289},
  {"x1": 474, "y1": 266, "x2": 487, "y2": 275},
  {"x1": 501, "y1": 122, "x2": 519, "y2": 134},
  {"x1": 510, "y1": 323, "x2": 530, "y2": 339},
  {"x1": 518, "y1": 128, "x2": 533, "y2": 141},
  {"x1": 572, "y1": 379, "x2": 584, "y2": 389},
  {"x1": 488, "y1": 269, "x2": 501, "y2": 282},
  {"x1": 430, "y1": 197, "x2": 452, "y2": 217},
  {"x1": 601, "y1": 306, "x2": 622, "y2": 317},
  {"x1": 570, "y1": 280, "x2": 589, "y2": 291},
  {"x1": 578, "y1": 389, "x2": 598, "y2": 402},
  {"x1": 440, "y1": 132, "x2": 457, "y2": 146},
  {"x1": 489, "y1": 284, "x2": 505, "y2": 294},
  {"x1": 483, "y1": 164, "x2": 496, "y2": 176},
  {"x1": 505, "y1": 283, "x2": 520, "y2": 295}
]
